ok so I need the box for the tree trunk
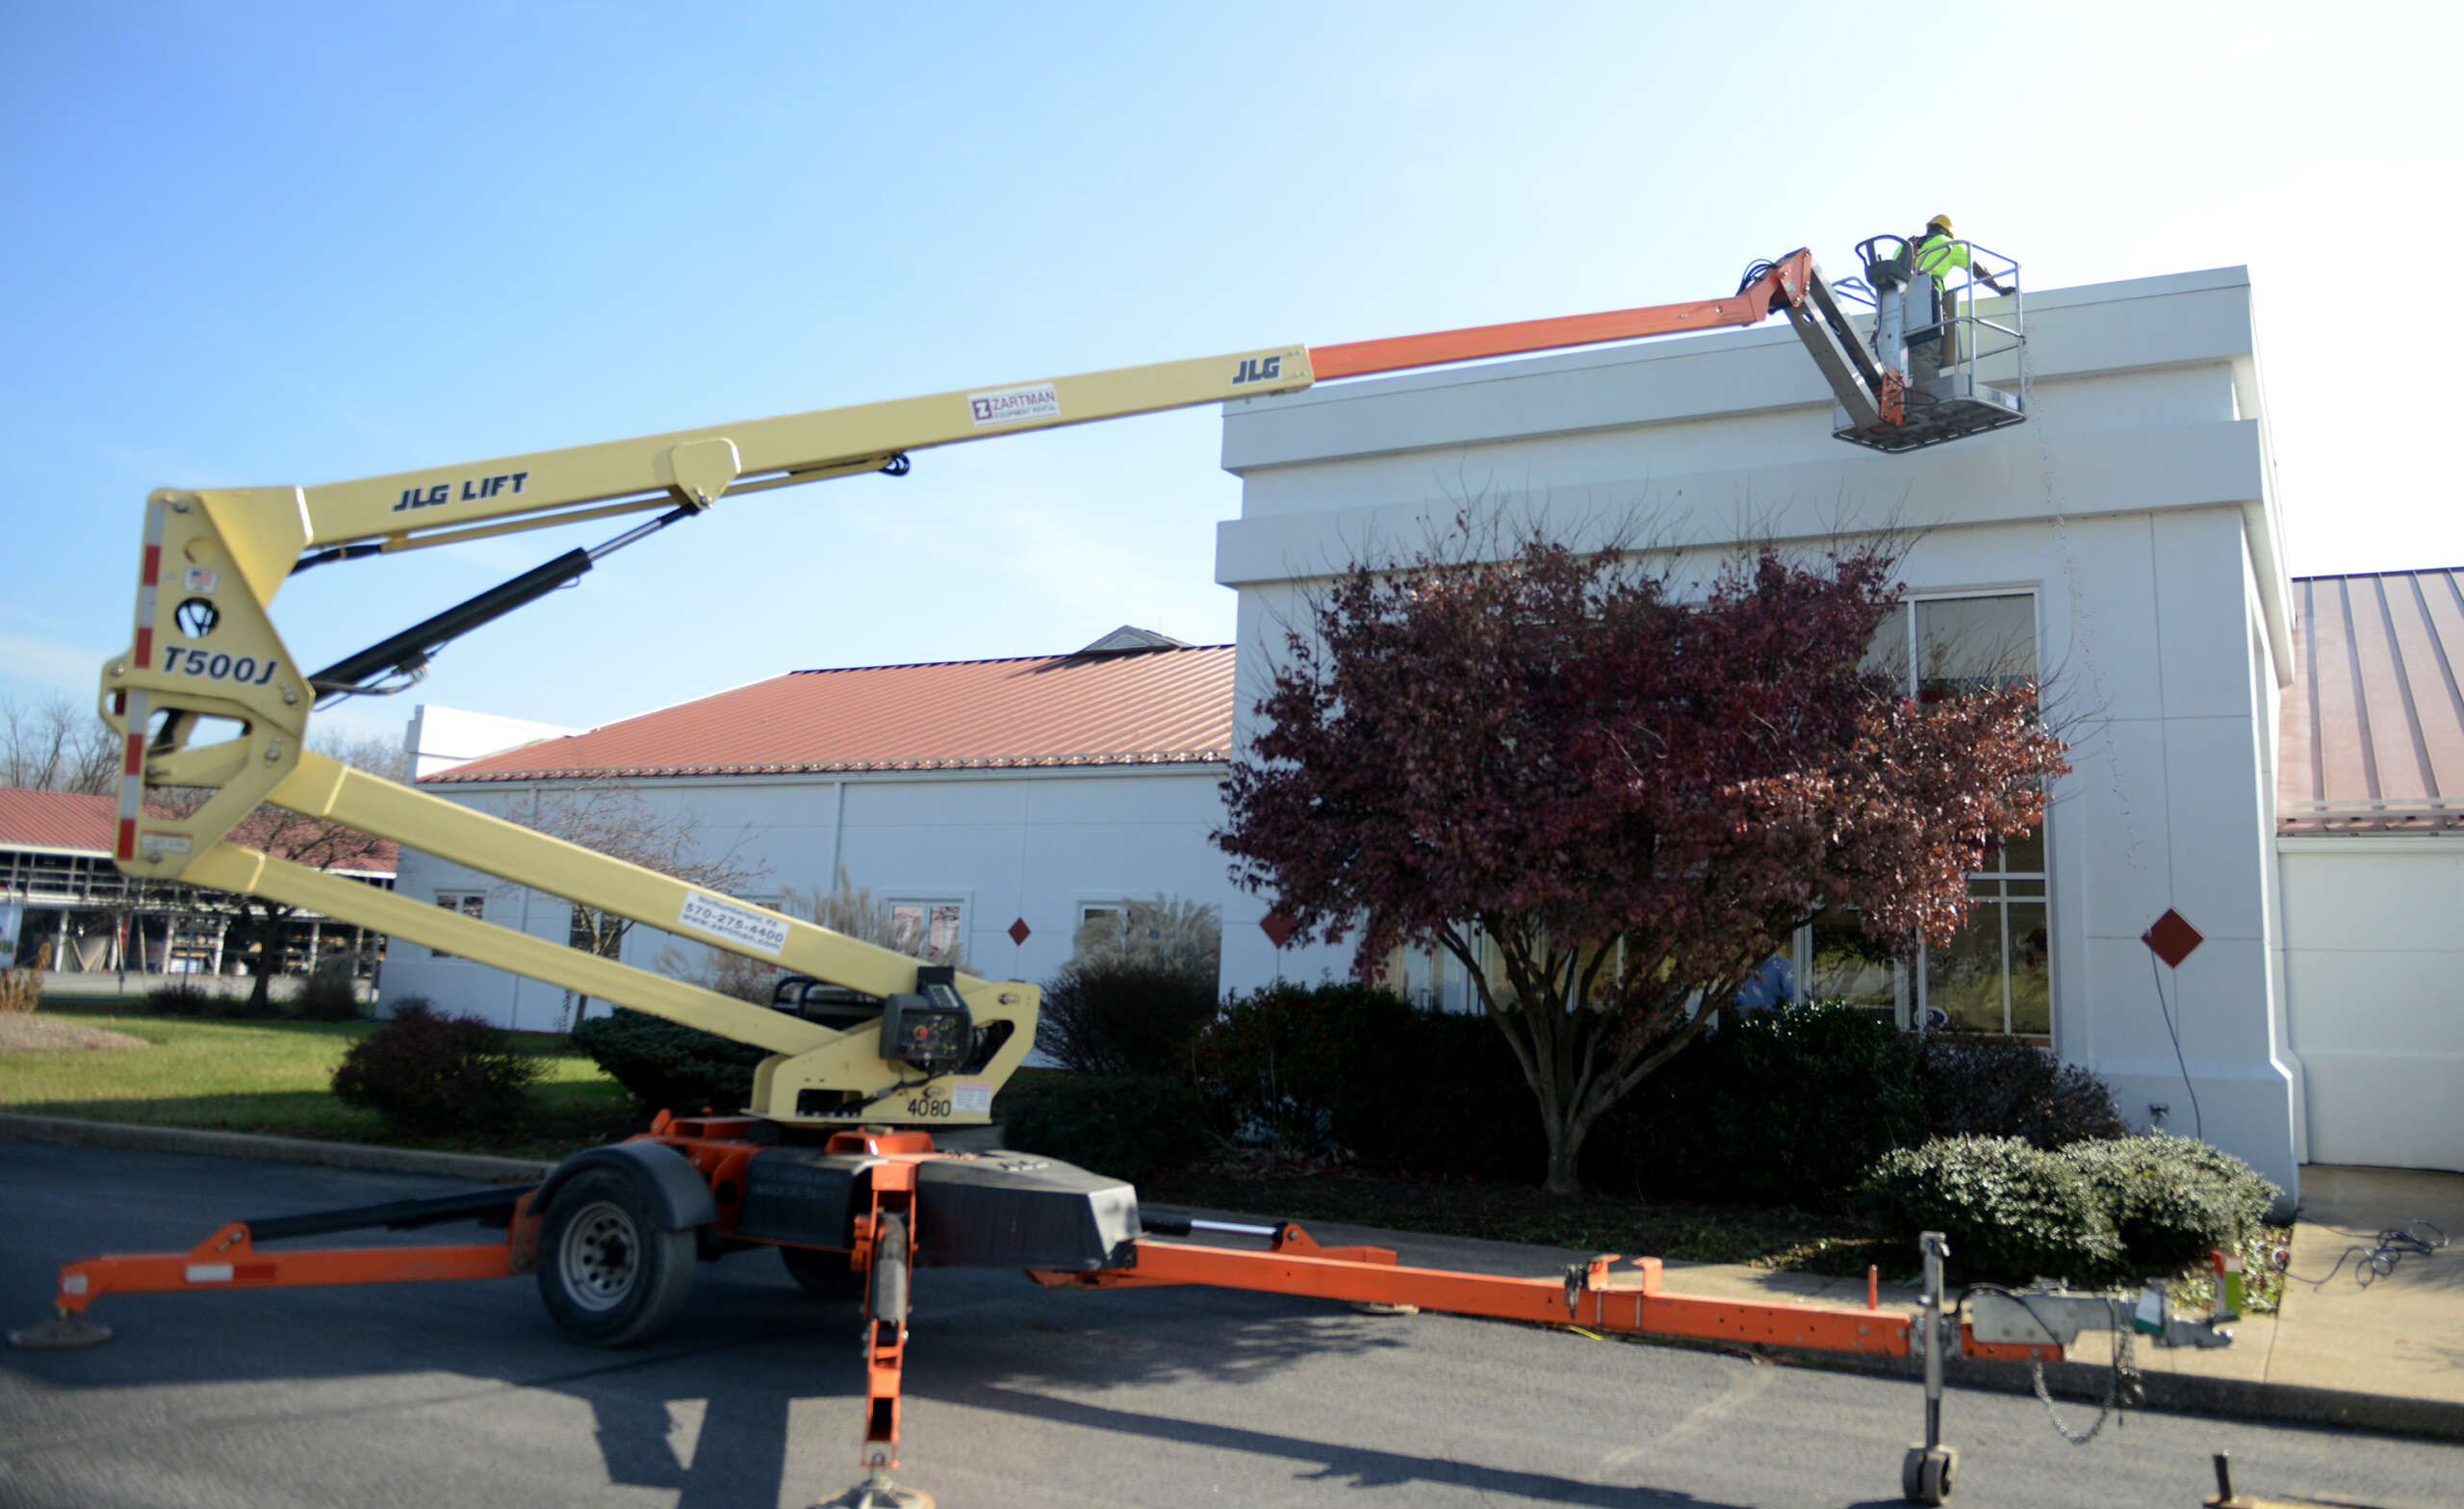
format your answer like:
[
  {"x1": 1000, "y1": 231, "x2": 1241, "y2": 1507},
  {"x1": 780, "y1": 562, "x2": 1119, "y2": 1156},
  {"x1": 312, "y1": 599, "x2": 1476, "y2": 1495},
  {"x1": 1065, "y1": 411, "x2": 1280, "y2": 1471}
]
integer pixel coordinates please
[{"x1": 1538, "y1": 1092, "x2": 1597, "y2": 1195}]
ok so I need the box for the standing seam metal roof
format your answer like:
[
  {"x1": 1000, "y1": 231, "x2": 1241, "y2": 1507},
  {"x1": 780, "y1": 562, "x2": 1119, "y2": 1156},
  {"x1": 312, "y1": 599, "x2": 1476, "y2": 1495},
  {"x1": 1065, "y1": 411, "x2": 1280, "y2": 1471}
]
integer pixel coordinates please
[
  {"x1": 2278, "y1": 569, "x2": 2464, "y2": 833},
  {"x1": 424, "y1": 644, "x2": 1238, "y2": 782},
  {"x1": 0, "y1": 786, "x2": 398, "y2": 871}
]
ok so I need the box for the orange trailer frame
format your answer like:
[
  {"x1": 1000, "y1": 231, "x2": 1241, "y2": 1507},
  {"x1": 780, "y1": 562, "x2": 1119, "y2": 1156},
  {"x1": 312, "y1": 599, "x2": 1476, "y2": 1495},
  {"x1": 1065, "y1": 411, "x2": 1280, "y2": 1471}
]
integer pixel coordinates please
[{"x1": 28, "y1": 1123, "x2": 2059, "y2": 1491}]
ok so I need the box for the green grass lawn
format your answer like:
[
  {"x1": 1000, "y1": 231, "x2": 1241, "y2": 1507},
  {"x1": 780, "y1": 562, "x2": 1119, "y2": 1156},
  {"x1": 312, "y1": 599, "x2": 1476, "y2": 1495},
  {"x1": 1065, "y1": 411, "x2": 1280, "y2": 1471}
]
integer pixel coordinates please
[{"x1": 3, "y1": 1000, "x2": 636, "y2": 1158}]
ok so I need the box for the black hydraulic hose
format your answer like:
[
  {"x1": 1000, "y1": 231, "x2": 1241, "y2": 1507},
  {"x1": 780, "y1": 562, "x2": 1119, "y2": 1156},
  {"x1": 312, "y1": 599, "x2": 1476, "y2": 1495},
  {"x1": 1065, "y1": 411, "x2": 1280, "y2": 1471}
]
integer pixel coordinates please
[
  {"x1": 307, "y1": 549, "x2": 595, "y2": 703},
  {"x1": 305, "y1": 502, "x2": 701, "y2": 704}
]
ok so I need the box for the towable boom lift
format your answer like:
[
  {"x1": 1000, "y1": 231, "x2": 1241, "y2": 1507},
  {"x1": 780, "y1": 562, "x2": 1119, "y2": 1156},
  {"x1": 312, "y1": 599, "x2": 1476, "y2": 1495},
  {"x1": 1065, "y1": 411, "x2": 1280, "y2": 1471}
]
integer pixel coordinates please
[{"x1": 13, "y1": 241, "x2": 2195, "y2": 1509}]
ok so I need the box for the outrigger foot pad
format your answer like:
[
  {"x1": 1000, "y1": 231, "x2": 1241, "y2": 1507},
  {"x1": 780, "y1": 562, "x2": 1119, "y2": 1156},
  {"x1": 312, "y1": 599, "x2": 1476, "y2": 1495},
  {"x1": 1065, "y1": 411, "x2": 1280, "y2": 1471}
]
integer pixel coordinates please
[
  {"x1": 820, "y1": 1471, "x2": 934, "y2": 1509},
  {"x1": 8, "y1": 1314, "x2": 115, "y2": 1350}
]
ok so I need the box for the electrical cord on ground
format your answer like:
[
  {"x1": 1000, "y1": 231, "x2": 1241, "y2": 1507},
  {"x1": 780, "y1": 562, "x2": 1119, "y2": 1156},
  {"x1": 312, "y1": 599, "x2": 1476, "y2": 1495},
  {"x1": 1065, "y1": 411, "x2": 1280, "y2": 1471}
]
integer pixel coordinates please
[
  {"x1": 2146, "y1": 948, "x2": 2202, "y2": 1141},
  {"x1": 2277, "y1": 1220, "x2": 2448, "y2": 1289}
]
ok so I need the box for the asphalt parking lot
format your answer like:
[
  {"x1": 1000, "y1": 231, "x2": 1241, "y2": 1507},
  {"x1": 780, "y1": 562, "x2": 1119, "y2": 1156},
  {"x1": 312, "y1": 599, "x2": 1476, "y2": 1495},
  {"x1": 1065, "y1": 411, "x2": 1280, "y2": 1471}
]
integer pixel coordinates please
[{"x1": 5, "y1": 1142, "x2": 2459, "y2": 1509}]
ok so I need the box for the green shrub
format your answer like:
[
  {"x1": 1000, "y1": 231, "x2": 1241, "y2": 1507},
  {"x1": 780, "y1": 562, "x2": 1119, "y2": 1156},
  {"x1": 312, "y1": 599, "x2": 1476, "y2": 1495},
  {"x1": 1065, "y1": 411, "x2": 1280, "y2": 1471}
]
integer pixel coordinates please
[
  {"x1": 1583, "y1": 1001, "x2": 1927, "y2": 1205},
  {"x1": 1917, "y1": 1034, "x2": 2126, "y2": 1149},
  {"x1": 330, "y1": 1006, "x2": 543, "y2": 1134},
  {"x1": 1335, "y1": 1006, "x2": 1548, "y2": 1181},
  {"x1": 1188, "y1": 981, "x2": 1553, "y2": 1180},
  {"x1": 568, "y1": 1006, "x2": 770, "y2": 1116},
  {"x1": 148, "y1": 982, "x2": 216, "y2": 1016},
  {"x1": 1859, "y1": 1132, "x2": 2280, "y2": 1285},
  {"x1": 291, "y1": 961, "x2": 364, "y2": 1021},
  {"x1": 1000, "y1": 1073, "x2": 1210, "y2": 1184},
  {"x1": 1191, "y1": 980, "x2": 1413, "y2": 1153},
  {"x1": 2063, "y1": 1134, "x2": 2280, "y2": 1274},
  {"x1": 1035, "y1": 953, "x2": 1220, "y2": 1078},
  {"x1": 1859, "y1": 1135, "x2": 2119, "y2": 1284}
]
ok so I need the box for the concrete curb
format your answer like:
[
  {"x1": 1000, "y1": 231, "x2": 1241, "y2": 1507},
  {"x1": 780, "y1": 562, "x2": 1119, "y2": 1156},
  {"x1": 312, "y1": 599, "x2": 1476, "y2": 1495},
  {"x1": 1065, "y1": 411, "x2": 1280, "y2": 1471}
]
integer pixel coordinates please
[
  {"x1": 1768, "y1": 1344, "x2": 2464, "y2": 1445},
  {"x1": 0, "y1": 1113, "x2": 552, "y2": 1184},
  {"x1": 8, "y1": 1116, "x2": 2457, "y2": 1444}
]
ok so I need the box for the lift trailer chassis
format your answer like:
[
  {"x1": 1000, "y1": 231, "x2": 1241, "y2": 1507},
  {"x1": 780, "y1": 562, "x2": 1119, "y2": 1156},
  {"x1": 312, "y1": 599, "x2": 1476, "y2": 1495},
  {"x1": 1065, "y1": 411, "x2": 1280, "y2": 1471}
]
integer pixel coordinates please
[{"x1": 18, "y1": 1116, "x2": 2227, "y2": 1507}]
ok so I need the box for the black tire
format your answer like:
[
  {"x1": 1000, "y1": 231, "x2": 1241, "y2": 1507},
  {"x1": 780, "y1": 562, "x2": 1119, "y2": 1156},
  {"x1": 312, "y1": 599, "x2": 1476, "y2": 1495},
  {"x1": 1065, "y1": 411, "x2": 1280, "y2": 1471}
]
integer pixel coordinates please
[
  {"x1": 779, "y1": 1243, "x2": 863, "y2": 1300},
  {"x1": 869, "y1": 1213, "x2": 911, "y2": 1325},
  {"x1": 536, "y1": 1166, "x2": 697, "y2": 1346},
  {"x1": 1902, "y1": 1445, "x2": 1955, "y2": 1505}
]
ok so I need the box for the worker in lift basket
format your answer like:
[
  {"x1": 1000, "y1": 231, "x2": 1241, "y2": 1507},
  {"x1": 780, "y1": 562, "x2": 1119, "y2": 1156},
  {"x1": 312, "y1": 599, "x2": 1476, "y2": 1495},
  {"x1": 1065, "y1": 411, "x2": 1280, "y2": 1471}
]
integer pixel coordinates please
[{"x1": 1908, "y1": 214, "x2": 2011, "y2": 389}]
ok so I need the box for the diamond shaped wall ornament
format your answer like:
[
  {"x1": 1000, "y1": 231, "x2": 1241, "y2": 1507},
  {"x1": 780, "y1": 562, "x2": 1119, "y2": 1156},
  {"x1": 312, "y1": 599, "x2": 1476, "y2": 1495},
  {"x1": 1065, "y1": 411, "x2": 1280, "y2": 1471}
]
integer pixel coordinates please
[
  {"x1": 1007, "y1": 917, "x2": 1032, "y2": 947},
  {"x1": 1258, "y1": 910, "x2": 1298, "y2": 949},
  {"x1": 2142, "y1": 908, "x2": 2202, "y2": 969}
]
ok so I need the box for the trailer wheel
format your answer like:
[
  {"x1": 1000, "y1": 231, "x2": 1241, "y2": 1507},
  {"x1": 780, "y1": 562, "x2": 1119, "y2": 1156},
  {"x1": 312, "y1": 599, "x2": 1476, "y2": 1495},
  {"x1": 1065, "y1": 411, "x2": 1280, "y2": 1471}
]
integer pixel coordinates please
[
  {"x1": 1901, "y1": 1445, "x2": 1956, "y2": 1505},
  {"x1": 780, "y1": 1244, "x2": 863, "y2": 1300},
  {"x1": 869, "y1": 1214, "x2": 911, "y2": 1325},
  {"x1": 537, "y1": 1166, "x2": 697, "y2": 1346}
]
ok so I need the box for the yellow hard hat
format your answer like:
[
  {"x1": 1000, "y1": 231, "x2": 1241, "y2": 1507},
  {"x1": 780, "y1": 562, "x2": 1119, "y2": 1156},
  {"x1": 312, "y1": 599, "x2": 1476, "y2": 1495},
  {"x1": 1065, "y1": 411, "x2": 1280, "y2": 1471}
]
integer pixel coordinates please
[{"x1": 1928, "y1": 214, "x2": 1954, "y2": 234}]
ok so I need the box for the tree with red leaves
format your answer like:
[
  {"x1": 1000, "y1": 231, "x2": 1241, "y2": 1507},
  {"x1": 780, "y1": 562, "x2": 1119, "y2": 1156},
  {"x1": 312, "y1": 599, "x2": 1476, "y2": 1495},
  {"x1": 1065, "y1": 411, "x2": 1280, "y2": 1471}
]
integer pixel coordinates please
[{"x1": 1218, "y1": 530, "x2": 2069, "y2": 1194}]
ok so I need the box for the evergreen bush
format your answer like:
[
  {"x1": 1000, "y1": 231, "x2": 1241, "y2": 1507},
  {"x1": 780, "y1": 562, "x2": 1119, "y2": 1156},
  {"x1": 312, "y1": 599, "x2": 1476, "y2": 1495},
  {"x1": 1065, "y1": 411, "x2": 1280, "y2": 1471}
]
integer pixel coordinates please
[
  {"x1": 1191, "y1": 980, "x2": 1410, "y2": 1152},
  {"x1": 1859, "y1": 1135, "x2": 2120, "y2": 1283},
  {"x1": 1916, "y1": 1033, "x2": 2126, "y2": 1148},
  {"x1": 1583, "y1": 1001, "x2": 1927, "y2": 1205},
  {"x1": 147, "y1": 982, "x2": 215, "y2": 1016},
  {"x1": 330, "y1": 1004, "x2": 543, "y2": 1134},
  {"x1": 2064, "y1": 1133, "x2": 2281, "y2": 1273},
  {"x1": 1000, "y1": 1073, "x2": 1210, "y2": 1184},
  {"x1": 292, "y1": 960, "x2": 364, "y2": 1021},
  {"x1": 1035, "y1": 954, "x2": 1220, "y2": 1078},
  {"x1": 1859, "y1": 1132, "x2": 2280, "y2": 1284},
  {"x1": 568, "y1": 1006, "x2": 770, "y2": 1116}
]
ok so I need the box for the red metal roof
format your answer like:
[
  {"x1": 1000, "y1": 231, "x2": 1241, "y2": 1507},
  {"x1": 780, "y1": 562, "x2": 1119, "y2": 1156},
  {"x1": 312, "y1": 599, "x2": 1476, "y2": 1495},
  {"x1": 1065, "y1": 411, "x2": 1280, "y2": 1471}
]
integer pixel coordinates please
[
  {"x1": 425, "y1": 644, "x2": 1239, "y2": 783},
  {"x1": 2279, "y1": 569, "x2": 2464, "y2": 834},
  {"x1": 0, "y1": 786, "x2": 398, "y2": 873},
  {"x1": 0, "y1": 789, "x2": 119, "y2": 853}
]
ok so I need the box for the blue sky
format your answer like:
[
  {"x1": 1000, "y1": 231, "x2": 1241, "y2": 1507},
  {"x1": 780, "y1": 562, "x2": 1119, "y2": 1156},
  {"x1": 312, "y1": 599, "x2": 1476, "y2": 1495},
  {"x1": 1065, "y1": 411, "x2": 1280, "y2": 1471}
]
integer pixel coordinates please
[{"x1": 6, "y1": 2, "x2": 2457, "y2": 745}]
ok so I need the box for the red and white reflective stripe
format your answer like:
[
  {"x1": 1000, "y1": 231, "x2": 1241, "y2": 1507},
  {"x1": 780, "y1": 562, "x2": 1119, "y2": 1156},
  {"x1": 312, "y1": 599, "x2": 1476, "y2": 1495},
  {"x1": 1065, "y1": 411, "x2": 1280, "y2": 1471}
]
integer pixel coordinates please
[
  {"x1": 134, "y1": 505, "x2": 166, "y2": 670},
  {"x1": 116, "y1": 692, "x2": 148, "y2": 861},
  {"x1": 117, "y1": 500, "x2": 171, "y2": 863}
]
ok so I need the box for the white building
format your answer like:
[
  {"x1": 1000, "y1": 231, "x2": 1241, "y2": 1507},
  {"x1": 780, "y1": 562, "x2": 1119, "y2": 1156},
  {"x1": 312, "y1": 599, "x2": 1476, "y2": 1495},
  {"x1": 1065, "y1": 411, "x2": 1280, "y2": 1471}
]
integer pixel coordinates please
[
  {"x1": 378, "y1": 633, "x2": 1233, "y2": 1035},
  {"x1": 381, "y1": 267, "x2": 2464, "y2": 1192}
]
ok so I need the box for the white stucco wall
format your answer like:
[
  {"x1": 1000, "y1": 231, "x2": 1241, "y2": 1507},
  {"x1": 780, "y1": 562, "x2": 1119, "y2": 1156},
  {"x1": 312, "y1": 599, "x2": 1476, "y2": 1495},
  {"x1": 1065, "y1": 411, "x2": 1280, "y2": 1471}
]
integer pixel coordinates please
[
  {"x1": 2278, "y1": 837, "x2": 2464, "y2": 1171},
  {"x1": 404, "y1": 704, "x2": 579, "y2": 780},
  {"x1": 377, "y1": 765, "x2": 1235, "y2": 1034},
  {"x1": 1211, "y1": 267, "x2": 2304, "y2": 1204}
]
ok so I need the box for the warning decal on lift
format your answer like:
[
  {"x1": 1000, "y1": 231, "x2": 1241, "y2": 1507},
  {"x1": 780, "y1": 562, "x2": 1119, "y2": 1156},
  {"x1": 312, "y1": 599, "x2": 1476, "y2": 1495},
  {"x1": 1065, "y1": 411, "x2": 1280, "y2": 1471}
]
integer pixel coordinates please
[
  {"x1": 678, "y1": 891, "x2": 789, "y2": 958},
  {"x1": 952, "y1": 1082, "x2": 993, "y2": 1114}
]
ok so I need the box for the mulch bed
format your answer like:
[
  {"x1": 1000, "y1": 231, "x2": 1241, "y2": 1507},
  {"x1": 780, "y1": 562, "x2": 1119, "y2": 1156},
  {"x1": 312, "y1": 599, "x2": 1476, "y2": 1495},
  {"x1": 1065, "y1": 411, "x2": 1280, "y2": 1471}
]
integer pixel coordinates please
[{"x1": 0, "y1": 1014, "x2": 151, "y2": 1052}]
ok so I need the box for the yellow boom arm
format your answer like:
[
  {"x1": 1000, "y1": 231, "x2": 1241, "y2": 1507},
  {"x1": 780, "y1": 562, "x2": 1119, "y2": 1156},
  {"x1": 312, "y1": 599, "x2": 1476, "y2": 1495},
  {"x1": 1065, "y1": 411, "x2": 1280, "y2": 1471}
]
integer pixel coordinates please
[{"x1": 96, "y1": 269, "x2": 1835, "y2": 1125}]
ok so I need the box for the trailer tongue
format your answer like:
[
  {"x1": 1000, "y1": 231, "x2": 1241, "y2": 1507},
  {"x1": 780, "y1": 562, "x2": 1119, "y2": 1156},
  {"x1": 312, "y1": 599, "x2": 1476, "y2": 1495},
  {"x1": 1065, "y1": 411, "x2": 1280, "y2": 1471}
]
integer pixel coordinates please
[{"x1": 18, "y1": 1113, "x2": 2229, "y2": 1507}]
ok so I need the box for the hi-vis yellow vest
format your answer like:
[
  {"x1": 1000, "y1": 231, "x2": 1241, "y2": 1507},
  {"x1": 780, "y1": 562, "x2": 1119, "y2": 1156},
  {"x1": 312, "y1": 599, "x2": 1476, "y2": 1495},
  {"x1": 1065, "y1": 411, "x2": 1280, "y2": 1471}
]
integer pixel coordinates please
[{"x1": 1913, "y1": 233, "x2": 1971, "y2": 287}]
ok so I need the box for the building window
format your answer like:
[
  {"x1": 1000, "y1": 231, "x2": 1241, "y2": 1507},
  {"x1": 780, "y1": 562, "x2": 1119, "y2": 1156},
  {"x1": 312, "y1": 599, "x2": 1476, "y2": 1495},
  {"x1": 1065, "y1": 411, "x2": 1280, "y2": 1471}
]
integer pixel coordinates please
[
  {"x1": 569, "y1": 904, "x2": 628, "y2": 961},
  {"x1": 430, "y1": 891, "x2": 484, "y2": 960},
  {"x1": 1786, "y1": 592, "x2": 2049, "y2": 1038},
  {"x1": 888, "y1": 899, "x2": 964, "y2": 960}
]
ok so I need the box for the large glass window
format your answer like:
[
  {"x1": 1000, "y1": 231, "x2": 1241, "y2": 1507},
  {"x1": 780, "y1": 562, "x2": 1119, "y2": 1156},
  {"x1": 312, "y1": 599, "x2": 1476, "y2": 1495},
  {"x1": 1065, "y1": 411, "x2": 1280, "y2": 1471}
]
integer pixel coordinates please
[{"x1": 1779, "y1": 593, "x2": 2050, "y2": 1039}]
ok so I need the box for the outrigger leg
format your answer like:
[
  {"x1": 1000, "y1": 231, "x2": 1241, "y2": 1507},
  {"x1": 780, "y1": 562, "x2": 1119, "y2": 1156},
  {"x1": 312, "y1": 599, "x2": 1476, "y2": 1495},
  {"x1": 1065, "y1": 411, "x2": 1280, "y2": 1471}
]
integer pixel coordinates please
[{"x1": 825, "y1": 1161, "x2": 932, "y2": 1509}]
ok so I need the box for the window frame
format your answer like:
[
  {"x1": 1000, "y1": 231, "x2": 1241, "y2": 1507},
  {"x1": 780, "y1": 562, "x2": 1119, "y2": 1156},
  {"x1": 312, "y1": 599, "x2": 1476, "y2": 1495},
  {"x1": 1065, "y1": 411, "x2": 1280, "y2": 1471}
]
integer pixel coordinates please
[
  {"x1": 429, "y1": 889, "x2": 486, "y2": 962},
  {"x1": 1785, "y1": 588, "x2": 2053, "y2": 1041},
  {"x1": 885, "y1": 892, "x2": 968, "y2": 961}
]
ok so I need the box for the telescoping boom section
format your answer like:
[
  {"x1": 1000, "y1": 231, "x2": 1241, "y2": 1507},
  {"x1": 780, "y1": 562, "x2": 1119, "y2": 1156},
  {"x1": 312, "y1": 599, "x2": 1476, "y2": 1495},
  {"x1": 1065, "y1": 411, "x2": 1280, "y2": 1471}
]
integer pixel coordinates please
[{"x1": 94, "y1": 244, "x2": 1948, "y2": 1132}]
